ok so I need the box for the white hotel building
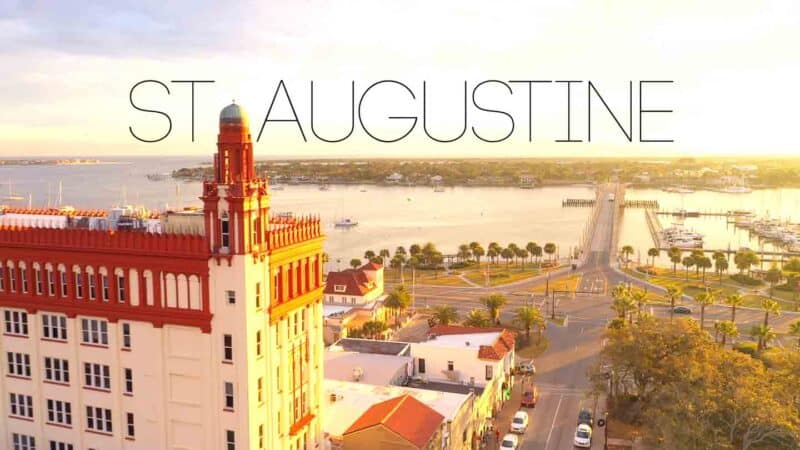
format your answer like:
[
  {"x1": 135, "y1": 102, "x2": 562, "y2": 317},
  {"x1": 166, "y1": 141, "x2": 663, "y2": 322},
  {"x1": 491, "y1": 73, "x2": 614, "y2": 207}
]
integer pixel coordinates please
[{"x1": 0, "y1": 104, "x2": 326, "y2": 450}]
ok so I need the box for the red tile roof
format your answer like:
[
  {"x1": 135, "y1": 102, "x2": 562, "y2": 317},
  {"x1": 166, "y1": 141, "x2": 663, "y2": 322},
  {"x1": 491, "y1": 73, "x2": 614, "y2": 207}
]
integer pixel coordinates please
[
  {"x1": 427, "y1": 325, "x2": 515, "y2": 361},
  {"x1": 324, "y1": 269, "x2": 374, "y2": 296},
  {"x1": 344, "y1": 394, "x2": 443, "y2": 448}
]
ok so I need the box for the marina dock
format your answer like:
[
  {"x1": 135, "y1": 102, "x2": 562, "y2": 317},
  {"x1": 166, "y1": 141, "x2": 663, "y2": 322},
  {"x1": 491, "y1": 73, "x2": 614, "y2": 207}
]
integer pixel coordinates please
[{"x1": 645, "y1": 209, "x2": 664, "y2": 247}]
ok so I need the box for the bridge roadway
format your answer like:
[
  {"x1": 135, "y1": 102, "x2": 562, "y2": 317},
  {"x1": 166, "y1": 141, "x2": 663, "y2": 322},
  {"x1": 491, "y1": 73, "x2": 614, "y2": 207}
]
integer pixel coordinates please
[{"x1": 388, "y1": 182, "x2": 798, "y2": 449}]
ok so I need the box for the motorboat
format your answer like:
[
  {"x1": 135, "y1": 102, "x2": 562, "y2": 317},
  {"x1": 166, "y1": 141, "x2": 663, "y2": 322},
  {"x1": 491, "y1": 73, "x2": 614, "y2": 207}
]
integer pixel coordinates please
[
  {"x1": 718, "y1": 185, "x2": 752, "y2": 194},
  {"x1": 334, "y1": 218, "x2": 358, "y2": 228}
]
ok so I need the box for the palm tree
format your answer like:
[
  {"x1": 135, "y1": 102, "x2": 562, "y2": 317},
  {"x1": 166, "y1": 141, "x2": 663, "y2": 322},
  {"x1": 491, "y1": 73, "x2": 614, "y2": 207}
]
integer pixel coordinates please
[
  {"x1": 716, "y1": 320, "x2": 739, "y2": 346},
  {"x1": 532, "y1": 244, "x2": 543, "y2": 265},
  {"x1": 432, "y1": 305, "x2": 459, "y2": 326},
  {"x1": 383, "y1": 288, "x2": 408, "y2": 326},
  {"x1": 630, "y1": 289, "x2": 649, "y2": 320},
  {"x1": 544, "y1": 242, "x2": 557, "y2": 263},
  {"x1": 517, "y1": 249, "x2": 529, "y2": 269},
  {"x1": 500, "y1": 248, "x2": 514, "y2": 269},
  {"x1": 620, "y1": 245, "x2": 634, "y2": 268},
  {"x1": 473, "y1": 246, "x2": 485, "y2": 264},
  {"x1": 481, "y1": 293, "x2": 508, "y2": 324},
  {"x1": 513, "y1": 306, "x2": 544, "y2": 341},
  {"x1": 379, "y1": 249, "x2": 391, "y2": 261},
  {"x1": 409, "y1": 244, "x2": 421, "y2": 257},
  {"x1": 350, "y1": 258, "x2": 362, "y2": 269},
  {"x1": 750, "y1": 324, "x2": 776, "y2": 351},
  {"x1": 361, "y1": 320, "x2": 388, "y2": 340},
  {"x1": 725, "y1": 293, "x2": 744, "y2": 323},
  {"x1": 610, "y1": 283, "x2": 633, "y2": 322},
  {"x1": 507, "y1": 243, "x2": 519, "y2": 265},
  {"x1": 463, "y1": 309, "x2": 491, "y2": 328},
  {"x1": 761, "y1": 298, "x2": 781, "y2": 327},
  {"x1": 788, "y1": 320, "x2": 800, "y2": 347},
  {"x1": 668, "y1": 247, "x2": 682, "y2": 275},
  {"x1": 364, "y1": 250, "x2": 376, "y2": 261},
  {"x1": 395, "y1": 246, "x2": 407, "y2": 258},
  {"x1": 526, "y1": 242, "x2": 537, "y2": 265},
  {"x1": 666, "y1": 286, "x2": 683, "y2": 323},
  {"x1": 696, "y1": 256, "x2": 712, "y2": 283},
  {"x1": 457, "y1": 244, "x2": 471, "y2": 263},
  {"x1": 469, "y1": 241, "x2": 481, "y2": 252},
  {"x1": 712, "y1": 251, "x2": 725, "y2": 262},
  {"x1": 714, "y1": 257, "x2": 729, "y2": 284},
  {"x1": 390, "y1": 255, "x2": 405, "y2": 283},
  {"x1": 681, "y1": 256, "x2": 695, "y2": 281},
  {"x1": 647, "y1": 248, "x2": 659, "y2": 267},
  {"x1": 487, "y1": 248, "x2": 498, "y2": 265},
  {"x1": 694, "y1": 290, "x2": 716, "y2": 330},
  {"x1": 765, "y1": 266, "x2": 783, "y2": 298}
]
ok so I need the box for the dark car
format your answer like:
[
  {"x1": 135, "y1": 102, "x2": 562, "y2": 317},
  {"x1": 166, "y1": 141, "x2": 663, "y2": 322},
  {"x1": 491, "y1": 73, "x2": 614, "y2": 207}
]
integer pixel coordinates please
[
  {"x1": 673, "y1": 305, "x2": 692, "y2": 315},
  {"x1": 521, "y1": 385, "x2": 539, "y2": 407},
  {"x1": 577, "y1": 409, "x2": 594, "y2": 427}
]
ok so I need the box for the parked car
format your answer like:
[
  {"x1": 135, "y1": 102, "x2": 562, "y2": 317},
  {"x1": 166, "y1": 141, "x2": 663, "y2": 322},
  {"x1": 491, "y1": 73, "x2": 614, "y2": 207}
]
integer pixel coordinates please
[
  {"x1": 521, "y1": 385, "x2": 540, "y2": 407},
  {"x1": 500, "y1": 433, "x2": 519, "y2": 450},
  {"x1": 573, "y1": 424, "x2": 592, "y2": 448},
  {"x1": 673, "y1": 305, "x2": 692, "y2": 314},
  {"x1": 510, "y1": 411, "x2": 529, "y2": 433},
  {"x1": 515, "y1": 359, "x2": 536, "y2": 375},
  {"x1": 577, "y1": 408, "x2": 594, "y2": 427}
]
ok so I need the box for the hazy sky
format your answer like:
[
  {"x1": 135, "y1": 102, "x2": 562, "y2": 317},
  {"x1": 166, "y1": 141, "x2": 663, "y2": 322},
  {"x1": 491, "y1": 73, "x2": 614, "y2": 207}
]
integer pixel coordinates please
[{"x1": 1, "y1": 0, "x2": 798, "y2": 158}]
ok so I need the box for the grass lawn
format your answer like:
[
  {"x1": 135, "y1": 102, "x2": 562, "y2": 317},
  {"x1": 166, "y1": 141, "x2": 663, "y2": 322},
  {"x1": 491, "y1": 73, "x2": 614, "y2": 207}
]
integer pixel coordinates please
[
  {"x1": 531, "y1": 274, "x2": 582, "y2": 294},
  {"x1": 742, "y1": 294, "x2": 798, "y2": 310},
  {"x1": 514, "y1": 335, "x2": 550, "y2": 359},
  {"x1": 462, "y1": 262, "x2": 546, "y2": 287},
  {"x1": 385, "y1": 269, "x2": 470, "y2": 287}
]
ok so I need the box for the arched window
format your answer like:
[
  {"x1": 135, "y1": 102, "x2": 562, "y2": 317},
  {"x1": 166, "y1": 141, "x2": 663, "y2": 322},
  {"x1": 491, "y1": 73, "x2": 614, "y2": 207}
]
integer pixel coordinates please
[
  {"x1": 220, "y1": 212, "x2": 230, "y2": 250},
  {"x1": 115, "y1": 268, "x2": 126, "y2": 303}
]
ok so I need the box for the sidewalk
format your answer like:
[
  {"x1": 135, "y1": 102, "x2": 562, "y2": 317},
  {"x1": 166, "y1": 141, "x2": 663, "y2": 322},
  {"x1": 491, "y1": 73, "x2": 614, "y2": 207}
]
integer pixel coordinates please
[{"x1": 484, "y1": 376, "x2": 525, "y2": 449}]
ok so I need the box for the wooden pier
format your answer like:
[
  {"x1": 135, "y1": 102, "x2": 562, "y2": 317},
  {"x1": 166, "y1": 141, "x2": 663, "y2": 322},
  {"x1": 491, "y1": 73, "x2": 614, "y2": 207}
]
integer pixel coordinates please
[
  {"x1": 656, "y1": 210, "x2": 753, "y2": 218},
  {"x1": 562, "y1": 198, "x2": 596, "y2": 207},
  {"x1": 623, "y1": 200, "x2": 659, "y2": 209},
  {"x1": 645, "y1": 209, "x2": 664, "y2": 247}
]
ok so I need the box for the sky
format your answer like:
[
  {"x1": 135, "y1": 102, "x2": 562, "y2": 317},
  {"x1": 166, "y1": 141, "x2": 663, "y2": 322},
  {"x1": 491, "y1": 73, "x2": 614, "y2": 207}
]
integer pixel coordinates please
[{"x1": 0, "y1": 0, "x2": 798, "y2": 159}]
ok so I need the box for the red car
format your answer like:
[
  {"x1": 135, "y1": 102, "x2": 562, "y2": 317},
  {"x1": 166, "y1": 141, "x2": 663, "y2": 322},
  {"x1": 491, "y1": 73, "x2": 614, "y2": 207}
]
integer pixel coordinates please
[{"x1": 521, "y1": 385, "x2": 539, "y2": 407}]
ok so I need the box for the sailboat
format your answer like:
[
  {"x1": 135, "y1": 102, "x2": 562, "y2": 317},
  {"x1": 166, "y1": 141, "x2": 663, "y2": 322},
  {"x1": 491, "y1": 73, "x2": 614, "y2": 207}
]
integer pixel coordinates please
[{"x1": 4, "y1": 180, "x2": 24, "y2": 201}]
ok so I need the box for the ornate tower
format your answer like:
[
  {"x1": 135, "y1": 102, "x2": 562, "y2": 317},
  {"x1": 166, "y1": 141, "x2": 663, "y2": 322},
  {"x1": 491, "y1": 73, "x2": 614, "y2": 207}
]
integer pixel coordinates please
[{"x1": 202, "y1": 102, "x2": 269, "y2": 255}]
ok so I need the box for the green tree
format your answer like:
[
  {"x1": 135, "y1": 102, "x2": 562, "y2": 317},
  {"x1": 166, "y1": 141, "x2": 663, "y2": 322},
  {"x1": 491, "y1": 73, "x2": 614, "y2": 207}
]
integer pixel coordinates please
[
  {"x1": 409, "y1": 243, "x2": 421, "y2": 257},
  {"x1": 431, "y1": 305, "x2": 459, "y2": 326},
  {"x1": 500, "y1": 248, "x2": 514, "y2": 268},
  {"x1": 364, "y1": 250, "x2": 376, "y2": 261},
  {"x1": 532, "y1": 244, "x2": 543, "y2": 265},
  {"x1": 725, "y1": 293, "x2": 744, "y2": 324},
  {"x1": 379, "y1": 249, "x2": 391, "y2": 261},
  {"x1": 697, "y1": 256, "x2": 713, "y2": 283},
  {"x1": 350, "y1": 258, "x2": 362, "y2": 269},
  {"x1": 789, "y1": 320, "x2": 800, "y2": 348},
  {"x1": 682, "y1": 256, "x2": 695, "y2": 280},
  {"x1": 457, "y1": 243, "x2": 471, "y2": 263},
  {"x1": 695, "y1": 290, "x2": 716, "y2": 330},
  {"x1": 384, "y1": 286, "x2": 412, "y2": 325},
  {"x1": 630, "y1": 288, "x2": 649, "y2": 320},
  {"x1": 761, "y1": 298, "x2": 780, "y2": 328},
  {"x1": 666, "y1": 286, "x2": 683, "y2": 323},
  {"x1": 765, "y1": 265, "x2": 783, "y2": 298},
  {"x1": 472, "y1": 245, "x2": 485, "y2": 264},
  {"x1": 647, "y1": 247, "x2": 659, "y2": 266},
  {"x1": 526, "y1": 242, "x2": 537, "y2": 264},
  {"x1": 544, "y1": 242, "x2": 557, "y2": 263},
  {"x1": 517, "y1": 249, "x2": 529, "y2": 269},
  {"x1": 621, "y1": 245, "x2": 634, "y2": 268},
  {"x1": 716, "y1": 320, "x2": 739, "y2": 346},
  {"x1": 463, "y1": 309, "x2": 491, "y2": 328},
  {"x1": 513, "y1": 306, "x2": 545, "y2": 342},
  {"x1": 714, "y1": 257, "x2": 729, "y2": 284},
  {"x1": 481, "y1": 293, "x2": 508, "y2": 324},
  {"x1": 750, "y1": 323, "x2": 776, "y2": 351},
  {"x1": 361, "y1": 320, "x2": 388, "y2": 340},
  {"x1": 486, "y1": 248, "x2": 498, "y2": 265},
  {"x1": 669, "y1": 247, "x2": 682, "y2": 275},
  {"x1": 734, "y1": 250, "x2": 759, "y2": 276}
]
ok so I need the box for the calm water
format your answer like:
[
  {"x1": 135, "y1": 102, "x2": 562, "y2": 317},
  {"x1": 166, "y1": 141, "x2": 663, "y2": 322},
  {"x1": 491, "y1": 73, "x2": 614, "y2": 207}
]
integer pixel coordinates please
[{"x1": 0, "y1": 157, "x2": 592, "y2": 266}]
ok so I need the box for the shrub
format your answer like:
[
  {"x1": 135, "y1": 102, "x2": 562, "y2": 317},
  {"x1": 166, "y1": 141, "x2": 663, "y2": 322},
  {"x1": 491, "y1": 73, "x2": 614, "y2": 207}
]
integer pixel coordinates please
[
  {"x1": 730, "y1": 274, "x2": 763, "y2": 286},
  {"x1": 783, "y1": 258, "x2": 800, "y2": 272},
  {"x1": 449, "y1": 261, "x2": 477, "y2": 269},
  {"x1": 636, "y1": 266, "x2": 658, "y2": 275},
  {"x1": 733, "y1": 341, "x2": 758, "y2": 356}
]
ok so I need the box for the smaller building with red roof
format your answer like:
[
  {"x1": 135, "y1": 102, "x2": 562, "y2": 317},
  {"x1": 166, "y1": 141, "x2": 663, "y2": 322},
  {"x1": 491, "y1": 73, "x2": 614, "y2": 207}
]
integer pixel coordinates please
[{"x1": 342, "y1": 394, "x2": 444, "y2": 450}]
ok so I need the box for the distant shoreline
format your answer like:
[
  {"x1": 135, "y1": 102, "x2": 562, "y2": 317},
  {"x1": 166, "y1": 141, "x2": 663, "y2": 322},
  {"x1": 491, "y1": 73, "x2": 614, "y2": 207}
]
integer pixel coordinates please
[{"x1": 0, "y1": 159, "x2": 123, "y2": 167}]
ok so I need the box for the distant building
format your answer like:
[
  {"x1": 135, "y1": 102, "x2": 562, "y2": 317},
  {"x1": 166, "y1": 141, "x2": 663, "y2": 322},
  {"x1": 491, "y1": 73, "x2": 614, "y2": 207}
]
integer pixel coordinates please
[
  {"x1": 519, "y1": 173, "x2": 536, "y2": 186},
  {"x1": 633, "y1": 172, "x2": 651, "y2": 183},
  {"x1": 430, "y1": 175, "x2": 444, "y2": 184},
  {"x1": 385, "y1": 173, "x2": 404, "y2": 184},
  {"x1": 323, "y1": 263, "x2": 387, "y2": 344}
]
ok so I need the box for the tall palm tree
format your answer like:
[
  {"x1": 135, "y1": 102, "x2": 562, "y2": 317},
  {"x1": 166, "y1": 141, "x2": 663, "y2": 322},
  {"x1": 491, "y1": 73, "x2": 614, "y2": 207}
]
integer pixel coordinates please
[
  {"x1": 350, "y1": 258, "x2": 362, "y2": 269},
  {"x1": 432, "y1": 305, "x2": 459, "y2": 326},
  {"x1": 630, "y1": 289, "x2": 649, "y2": 320},
  {"x1": 695, "y1": 290, "x2": 716, "y2": 330},
  {"x1": 379, "y1": 249, "x2": 391, "y2": 261},
  {"x1": 765, "y1": 266, "x2": 783, "y2": 298},
  {"x1": 681, "y1": 256, "x2": 695, "y2": 281},
  {"x1": 364, "y1": 250, "x2": 376, "y2": 261},
  {"x1": 472, "y1": 245, "x2": 485, "y2": 265},
  {"x1": 761, "y1": 298, "x2": 781, "y2": 327},
  {"x1": 610, "y1": 283, "x2": 634, "y2": 322},
  {"x1": 647, "y1": 248, "x2": 659, "y2": 267},
  {"x1": 361, "y1": 320, "x2": 388, "y2": 340},
  {"x1": 668, "y1": 246, "x2": 681, "y2": 274},
  {"x1": 481, "y1": 293, "x2": 508, "y2": 324},
  {"x1": 463, "y1": 309, "x2": 491, "y2": 328},
  {"x1": 712, "y1": 251, "x2": 725, "y2": 262},
  {"x1": 750, "y1": 324, "x2": 776, "y2": 351},
  {"x1": 697, "y1": 256, "x2": 712, "y2": 283},
  {"x1": 725, "y1": 293, "x2": 744, "y2": 323},
  {"x1": 544, "y1": 242, "x2": 557, "y2": 263},
  {"x1": 457, "y1": 244, "x2": 471, "y2": 263},
  {"x1": 788, "y1": 320, "x2": 800, "y2": 348},
  {"x1": 716, "y1": 320, "x2": 739, "y2": 346},
  {"x1": 517, "y1": 249, "x2": 529, "y2": 269},
  {"x1": 714, "y1": 257, "x2": 729, "y2": 284},
  {"x1": 513, "y1": 306, "x2": 544, "y2": 341},
  {"x1": 666, "y1": 286, "x2": 683, "y2": 323},
  {"x1": 500, "y1": 248, "x2": 514, "y2": 269},
  {"x1": 621, "y1": 245, "x2": 634, "y2": 268},
  {"x1": 395, "y1": 246, "x2": 407, "y2": 258},
  {"x1": 526, "y1": 242, "x2": 537, "y2": 265},
  {"x1": 487, "y1": 248, "x2": 498, "y2": 265},
  {"x1": 532, "y1": 244, "x2": 543, "y2": 265}
]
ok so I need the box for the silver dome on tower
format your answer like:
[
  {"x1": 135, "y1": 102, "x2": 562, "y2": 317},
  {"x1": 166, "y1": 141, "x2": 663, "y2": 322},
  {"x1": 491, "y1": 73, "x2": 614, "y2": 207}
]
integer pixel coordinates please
[{"x1": 219, "y1": 101, "x2": 249, "y2": 128}]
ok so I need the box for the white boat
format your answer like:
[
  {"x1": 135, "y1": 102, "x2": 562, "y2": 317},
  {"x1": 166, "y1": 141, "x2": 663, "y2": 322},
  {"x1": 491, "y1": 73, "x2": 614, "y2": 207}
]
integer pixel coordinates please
[
  {"x1": 146, "y1": 173, "x2": 168, "y2": 181},
  {"x1": 334, "y1": 218, "x2": 358, "y2": 228},
  {"x1": 663, "y1": 186, "x2": 694, "y2": 194},
  {"x1": 271, "y1": 184, "x2": 285, "y2": 191},
  {"x1": 718, "y1": 185, "x2": 752, "y2": 194}
]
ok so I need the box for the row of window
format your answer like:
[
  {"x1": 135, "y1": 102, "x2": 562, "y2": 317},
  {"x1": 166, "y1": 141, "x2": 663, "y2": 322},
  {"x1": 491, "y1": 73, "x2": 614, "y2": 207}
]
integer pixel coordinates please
[
  {"x1": 3, "y1": 312, "x2": 131, "y2": 349},
  {"x1": 8, "y1": 397, "x2": 134, "y2": 436},
  {"x1": 6, "y1": 352, "x2": 133, "y2": 393},
  {"x1": 0, "y1": 265, "x2": 124, "y2": 302},
  {"x1": 417, "y1": 358, "x2": 494, "y2": 381}
]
